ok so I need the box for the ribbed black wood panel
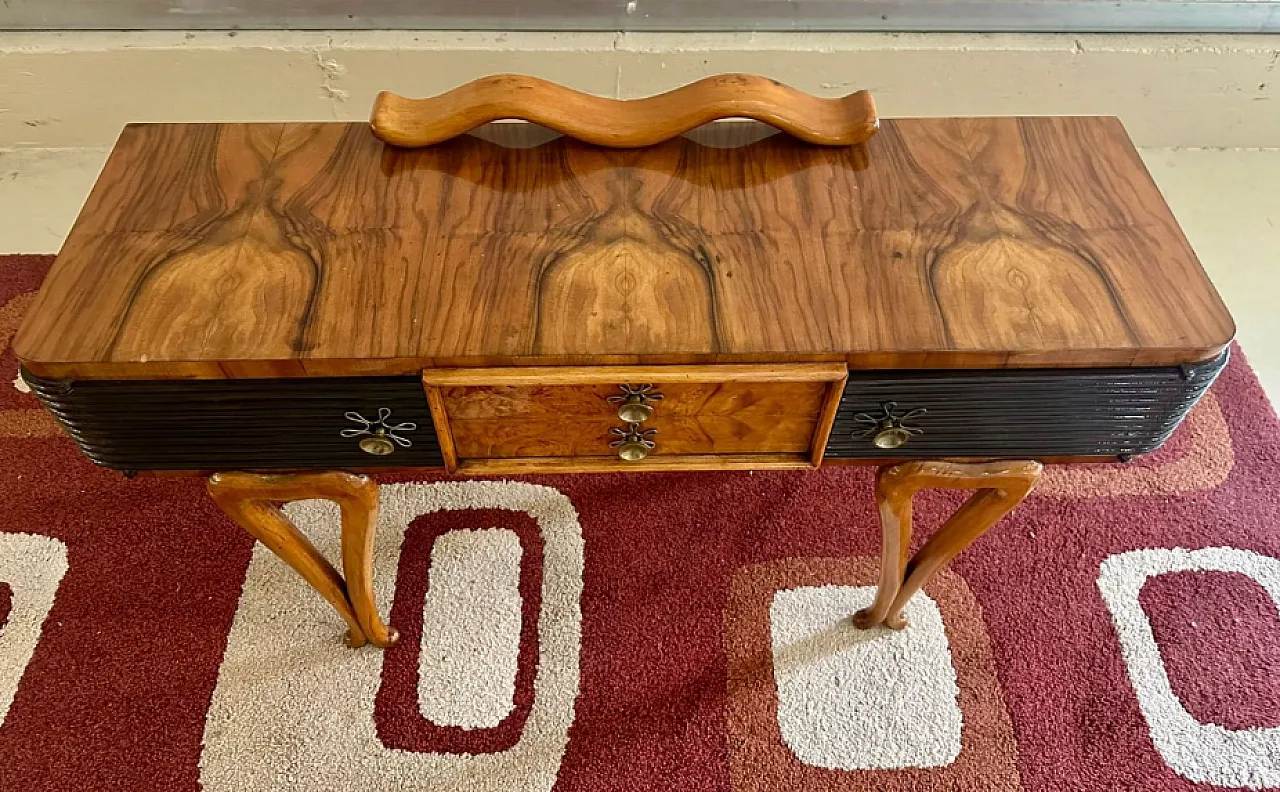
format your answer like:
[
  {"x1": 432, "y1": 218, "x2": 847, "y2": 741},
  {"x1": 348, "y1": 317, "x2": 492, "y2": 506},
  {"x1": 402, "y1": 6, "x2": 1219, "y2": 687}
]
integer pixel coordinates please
[
  {"x1": 22, "y1": 371, "x2": 444, "y2": 471},
  {"x1": 825, "y1": 351, "x2": 1228, "y2": 460}
]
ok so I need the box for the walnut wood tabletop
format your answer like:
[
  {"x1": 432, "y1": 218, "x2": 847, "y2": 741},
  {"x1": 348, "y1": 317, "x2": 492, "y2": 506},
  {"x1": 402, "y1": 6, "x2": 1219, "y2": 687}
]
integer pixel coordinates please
[
  {"x1": 15, "y1": 98, "x2": 1235, "y2": 649},
  {"x1": 15, "y1": 116, "x2": 1231, "y2": 381}
]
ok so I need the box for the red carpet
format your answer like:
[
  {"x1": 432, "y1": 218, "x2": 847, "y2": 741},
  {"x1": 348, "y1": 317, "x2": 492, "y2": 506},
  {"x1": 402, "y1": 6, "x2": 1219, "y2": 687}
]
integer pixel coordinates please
[{"x1": 1, "y1": 254, "x2": 1278, "y2": 791}]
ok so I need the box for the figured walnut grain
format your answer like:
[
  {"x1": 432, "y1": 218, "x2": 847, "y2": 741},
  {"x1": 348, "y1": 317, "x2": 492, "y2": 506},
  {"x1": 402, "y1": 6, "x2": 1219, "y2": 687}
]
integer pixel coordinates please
[{"x1": 15, "y1": 117, "x2": 1233, "y2": 378}]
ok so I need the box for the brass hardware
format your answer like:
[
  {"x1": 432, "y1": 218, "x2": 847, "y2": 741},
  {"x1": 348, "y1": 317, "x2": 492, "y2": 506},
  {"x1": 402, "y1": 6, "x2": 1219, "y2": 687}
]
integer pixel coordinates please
[
  {"x1": 609, "y1": 423, "x2": 657, "y2": 461},
  {"x1": 359, "y1": 431, "x2": 397, "y2": 456},
  {"x1": 618, "y1": 400, "x2": 654, "y2": 424},
  {"x1": 852, "y1": 402, "x2": 926, "y2": 449},
  {"x1": 617, "y1": 441, "x2": 650, "y2": 461},
  {"x1": 342, "y1": 407, "x2": 417, "y2": 455},
  {"x1": 873, "y1": 427, "x2": 912, "y2": 449},
  {"x1": 608, "y1": 384, "x2": 663, "y2": 424}
]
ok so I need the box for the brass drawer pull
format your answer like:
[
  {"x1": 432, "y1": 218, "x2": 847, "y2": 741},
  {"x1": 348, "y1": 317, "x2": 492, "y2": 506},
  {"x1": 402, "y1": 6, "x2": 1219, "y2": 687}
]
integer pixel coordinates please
[
  {"x1": 853, "y1": 401, "x2": 926, "y2": 449},
  {"x1": 342, "y1": 407, "x2": 417, "y2": 456},
  {"x1": 608, "y1": 383, "x2": 663, "y2": 423},
  {"x1": 609, "y1": 423, "x2": 657, "y2": 461}
]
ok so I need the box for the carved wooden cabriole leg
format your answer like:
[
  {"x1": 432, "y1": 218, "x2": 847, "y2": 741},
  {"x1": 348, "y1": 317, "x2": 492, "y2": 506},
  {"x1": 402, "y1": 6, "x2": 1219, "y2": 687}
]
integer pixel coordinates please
[
  {"x1": 206, "y1": 471, "x2": 400, "y2": 649},
  {"x1": 853, "y1": 460, "x2": 1043, "y2": 630}
]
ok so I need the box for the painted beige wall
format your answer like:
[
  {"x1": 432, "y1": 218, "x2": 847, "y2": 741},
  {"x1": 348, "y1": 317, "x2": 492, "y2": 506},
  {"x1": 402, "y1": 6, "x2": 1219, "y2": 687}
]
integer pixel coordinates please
[{"x1": 1, "y1": 31, "x2": 1277, "y2": 149}]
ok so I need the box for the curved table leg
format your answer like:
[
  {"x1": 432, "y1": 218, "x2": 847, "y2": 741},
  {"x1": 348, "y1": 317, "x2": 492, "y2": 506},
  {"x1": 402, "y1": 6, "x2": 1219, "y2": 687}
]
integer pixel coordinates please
[
  {"x1": 207, "y1": 470, "x2": 400, "y2": 648},
  {"x1": 336, "y1": 478, "x2": 400, "y2": 648},
  {"x1": 851, "y1": 469, "x2": 913, "y2": 629},
  {"x1": 854, "y1": 460, "x2": 1042, "y2": 630}
]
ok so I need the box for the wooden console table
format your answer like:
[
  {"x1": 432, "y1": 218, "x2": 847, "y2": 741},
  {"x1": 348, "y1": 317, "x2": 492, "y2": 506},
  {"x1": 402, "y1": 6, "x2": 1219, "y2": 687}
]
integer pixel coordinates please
[{"x1": 15, "y1": 76, "x2": 1233, "y2": 648}]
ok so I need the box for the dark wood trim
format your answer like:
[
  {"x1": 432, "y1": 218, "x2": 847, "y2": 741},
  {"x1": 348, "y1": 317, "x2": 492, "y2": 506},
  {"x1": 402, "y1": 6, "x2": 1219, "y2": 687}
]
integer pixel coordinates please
[{"x1": 825, "y1": 349, "x2": 1227, "y2": 461}]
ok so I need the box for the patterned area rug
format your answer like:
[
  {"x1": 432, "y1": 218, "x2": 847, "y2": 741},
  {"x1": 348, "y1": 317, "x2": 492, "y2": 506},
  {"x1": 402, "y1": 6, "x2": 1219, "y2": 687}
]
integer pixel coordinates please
[{"x1": 1, "y1": 254, "x2": 1279, "y2": 791}]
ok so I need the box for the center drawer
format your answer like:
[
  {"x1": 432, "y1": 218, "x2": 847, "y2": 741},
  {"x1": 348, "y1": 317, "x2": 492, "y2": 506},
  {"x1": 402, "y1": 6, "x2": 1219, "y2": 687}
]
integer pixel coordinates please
[{"x1": 422, "y1": 364, "x2": 848, "y2": 474}]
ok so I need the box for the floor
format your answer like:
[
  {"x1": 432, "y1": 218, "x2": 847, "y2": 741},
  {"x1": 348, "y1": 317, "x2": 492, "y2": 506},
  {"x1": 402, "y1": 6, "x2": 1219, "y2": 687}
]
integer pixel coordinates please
[{"x1": 1, "y1": 145, "x2": 1277, "y2": 404}]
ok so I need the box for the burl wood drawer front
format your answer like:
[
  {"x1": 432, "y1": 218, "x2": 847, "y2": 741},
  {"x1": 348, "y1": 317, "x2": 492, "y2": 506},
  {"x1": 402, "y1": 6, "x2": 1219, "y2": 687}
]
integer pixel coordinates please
[{"x1": 423, "y1": 365, "x2": 848, "y2": 474}]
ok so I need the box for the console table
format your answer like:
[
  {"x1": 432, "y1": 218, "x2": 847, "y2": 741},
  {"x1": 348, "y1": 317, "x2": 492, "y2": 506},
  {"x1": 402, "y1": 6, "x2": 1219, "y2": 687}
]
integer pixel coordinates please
[{"x1": 14, "y1": 75, "x2": 1233, "y2": 648}]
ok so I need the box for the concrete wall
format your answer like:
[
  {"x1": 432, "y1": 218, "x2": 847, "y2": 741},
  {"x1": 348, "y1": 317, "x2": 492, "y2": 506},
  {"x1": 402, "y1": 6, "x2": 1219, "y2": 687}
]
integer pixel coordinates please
[{"x1": 2, "y1": 31, "x2": 1277, "y2": 149}]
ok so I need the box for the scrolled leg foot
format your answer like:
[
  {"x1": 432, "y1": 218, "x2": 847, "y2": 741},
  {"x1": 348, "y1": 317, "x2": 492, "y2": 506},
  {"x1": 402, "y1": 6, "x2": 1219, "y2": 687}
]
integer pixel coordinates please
[
  {"x1": 883, "y1": 610, "x2": 909, "y2": 631},
  {"x1": 851, "y1": 607, "x2": 882, "y2": 629}
]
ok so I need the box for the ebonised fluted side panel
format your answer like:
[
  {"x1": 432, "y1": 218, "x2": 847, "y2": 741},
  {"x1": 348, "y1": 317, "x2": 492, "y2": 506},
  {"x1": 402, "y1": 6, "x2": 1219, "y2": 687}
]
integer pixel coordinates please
[
  {"x1": 825, "y1": 351, "x2": 1227, "y2": 460},
  {"x1": 22, "y1": 370, "x2": 443, "y2": 471}
]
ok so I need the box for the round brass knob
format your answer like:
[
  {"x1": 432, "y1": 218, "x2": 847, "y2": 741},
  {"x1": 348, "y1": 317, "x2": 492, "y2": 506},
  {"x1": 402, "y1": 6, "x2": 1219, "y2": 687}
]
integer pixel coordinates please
[
  {"x1": 852, "y1": 401, "x2": 926, "y2": 450},
  {"x1": 608, "y1": 384, "x2": 662, "y2": 424},
  {"x1": 872, "y1": 427, "x2": 911, "y2": 449},
  {"x1": 616, "y1": 439, "x2": 652, "y2": 461},
  {"x1": 609, "y1": 423, "x2": 657, "y2": 461},
  {"x1": 616, "y1": 399, "x2": 654, "y2": 424},
  {"x1": 359, "y1": 432, "x2": 396, "y2": 456}
]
